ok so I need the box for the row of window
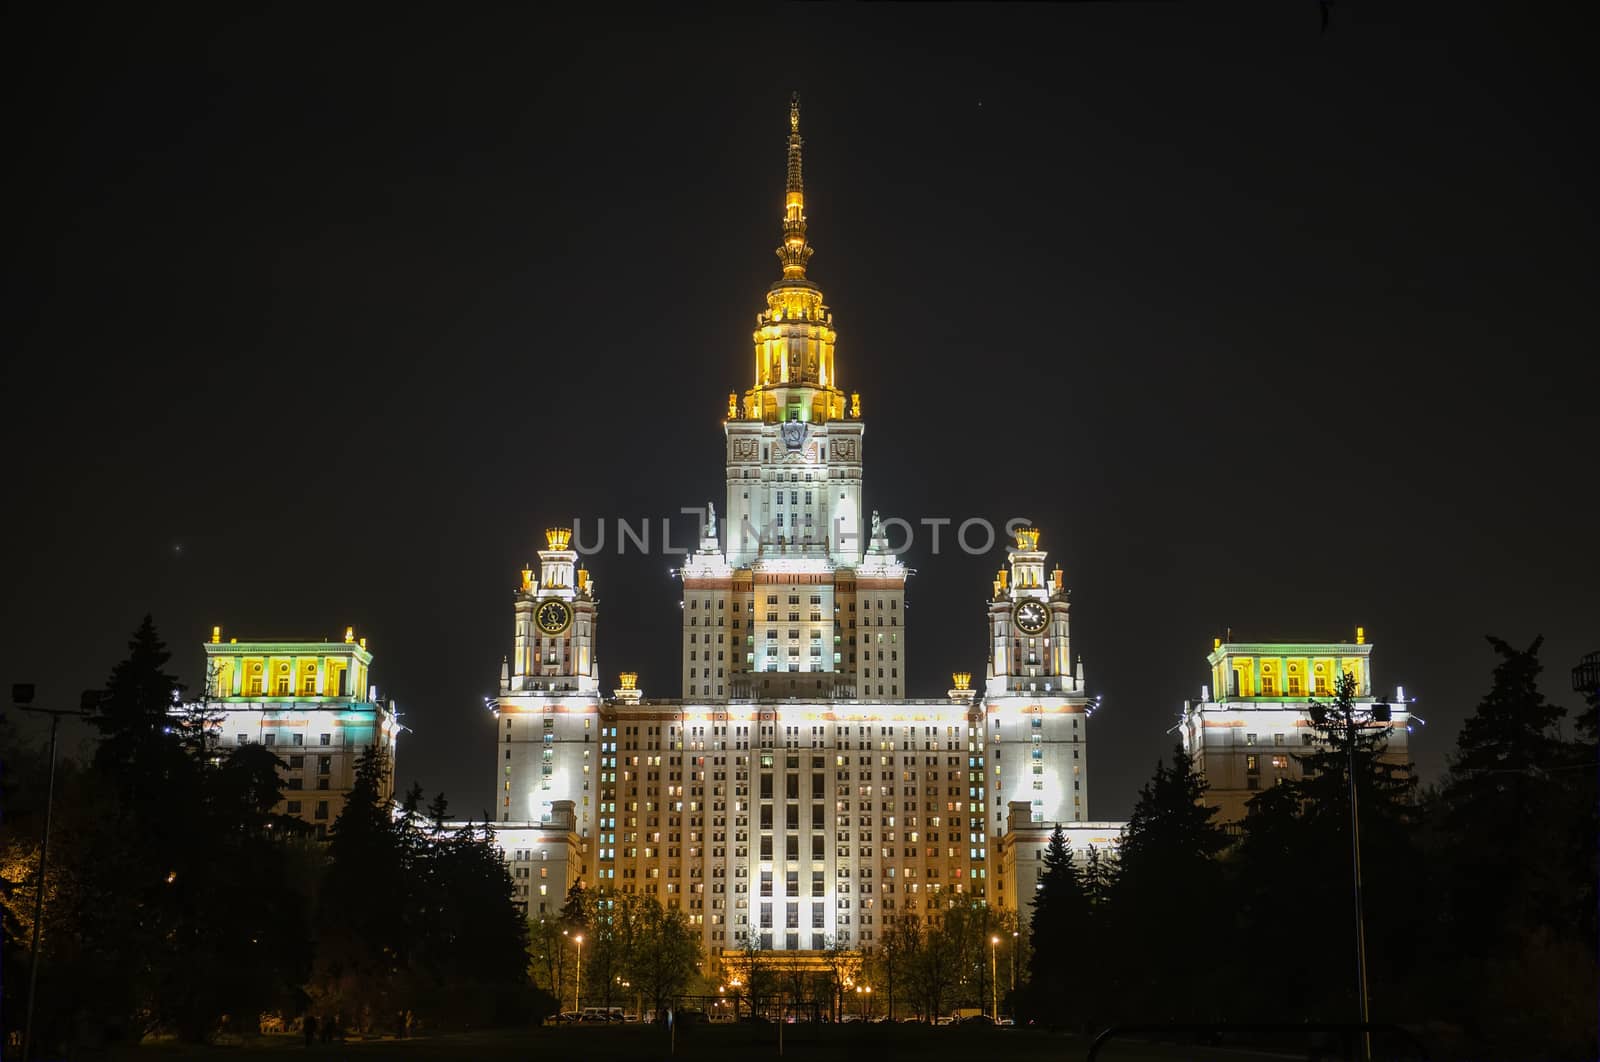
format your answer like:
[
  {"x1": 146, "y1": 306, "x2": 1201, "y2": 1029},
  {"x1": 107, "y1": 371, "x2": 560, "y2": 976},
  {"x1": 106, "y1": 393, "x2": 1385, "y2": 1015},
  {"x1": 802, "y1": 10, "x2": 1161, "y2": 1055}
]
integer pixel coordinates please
[{"x1": 247, "y1": 731, "x2": 336, "y2": 747}]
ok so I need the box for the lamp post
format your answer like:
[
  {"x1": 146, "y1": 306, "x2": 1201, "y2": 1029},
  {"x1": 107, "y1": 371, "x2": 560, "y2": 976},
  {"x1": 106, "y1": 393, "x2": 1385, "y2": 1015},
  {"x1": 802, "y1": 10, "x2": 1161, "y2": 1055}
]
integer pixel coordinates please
[
  {"x1": 15, "y1": 685, "x2": 91, "y2": 1062},
  {"x1": 989, "y1": 936, "x2": 999, "y2": 1020},
  {"x1": 1311, "y1": 679, "x2": 1390, "y2": 1062},
  {"x1": 573, "y1": 934, "x2": 584, "y2": 1014},
  {"x1": 1010, "y1": 930, "x2": 1018, "y2": 1010}
]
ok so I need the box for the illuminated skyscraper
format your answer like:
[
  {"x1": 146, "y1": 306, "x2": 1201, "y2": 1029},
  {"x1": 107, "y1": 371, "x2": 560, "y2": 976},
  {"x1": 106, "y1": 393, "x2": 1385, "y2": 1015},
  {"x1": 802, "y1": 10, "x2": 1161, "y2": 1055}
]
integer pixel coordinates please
[{"x1": 487, "y1": 97, "x2": 1119, "y2": 949}]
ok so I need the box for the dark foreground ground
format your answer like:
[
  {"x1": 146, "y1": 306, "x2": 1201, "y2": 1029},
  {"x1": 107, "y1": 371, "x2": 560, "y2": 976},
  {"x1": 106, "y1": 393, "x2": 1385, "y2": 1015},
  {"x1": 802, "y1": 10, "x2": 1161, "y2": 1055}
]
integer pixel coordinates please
[{"x1": 94, "y1": 1022, "x2": 1412, "y2": 1062}]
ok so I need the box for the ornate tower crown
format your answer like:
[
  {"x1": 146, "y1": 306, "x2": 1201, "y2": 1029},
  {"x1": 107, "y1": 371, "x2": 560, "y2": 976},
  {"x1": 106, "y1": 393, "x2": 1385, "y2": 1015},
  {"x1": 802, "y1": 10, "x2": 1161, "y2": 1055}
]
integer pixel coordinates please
[
  {"x1": 1014, "y1": 528, "x2": 1041, "y2": 551},
  {"x1": 545, "y1": 528, "x2": 572, "y2": 551},
  {"x1": 737, "y1": 93, "x2": 846, "y2": 423}
]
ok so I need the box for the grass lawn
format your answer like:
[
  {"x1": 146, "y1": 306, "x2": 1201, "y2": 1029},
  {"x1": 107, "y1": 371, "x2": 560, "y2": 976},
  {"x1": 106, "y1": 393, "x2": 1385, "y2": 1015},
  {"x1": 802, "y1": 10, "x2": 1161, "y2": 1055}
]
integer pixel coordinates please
[{"x1": 100, "y1": 1023, "x2": 1310, "y2": 1062}]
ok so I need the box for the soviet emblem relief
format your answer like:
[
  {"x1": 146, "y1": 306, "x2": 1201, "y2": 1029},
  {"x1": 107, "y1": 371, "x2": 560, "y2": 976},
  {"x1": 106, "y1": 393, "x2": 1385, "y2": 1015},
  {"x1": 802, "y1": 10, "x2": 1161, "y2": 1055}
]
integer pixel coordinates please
[{"x1": 779, "y1": 420, "x2": 808, "y2": 451}]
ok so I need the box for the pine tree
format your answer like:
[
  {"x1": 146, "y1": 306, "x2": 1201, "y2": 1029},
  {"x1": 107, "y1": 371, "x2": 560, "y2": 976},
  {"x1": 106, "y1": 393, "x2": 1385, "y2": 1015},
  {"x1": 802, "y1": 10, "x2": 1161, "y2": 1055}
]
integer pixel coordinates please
[
  {"x1": 1107, "y1": 746, "x2": 1230, "y2": 1023},
  {"x1": 88, "y1": 615, "x2": 188, "y2": 808},
  {"x1": 1081, "y1": 844, "x2": 1112, "y2": 909},
  {"x1": 1425, "y1": 636, "x2": 1595, "y2": 1056},
  {"x1": 1439, "y1": 637, "x2": 1571, "y2": 936},
  {"x1": 1024, "y1": 826, "x2": 1087, "y2": 1024},
  {"x1": 312, "y1": 745, "x2": 406, "y2": 1025},
  {"x1": 1117, "y1": 744, "x2": 1230, "y2": 872}
]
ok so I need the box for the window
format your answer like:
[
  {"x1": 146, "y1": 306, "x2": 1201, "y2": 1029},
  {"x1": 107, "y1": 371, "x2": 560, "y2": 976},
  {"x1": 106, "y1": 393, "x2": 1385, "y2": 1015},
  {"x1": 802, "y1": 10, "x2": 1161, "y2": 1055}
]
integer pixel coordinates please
[
  {"x1": 314, "y1": 801, "x2": 330, "y2": 820},
  {"x1": 286, "y1": 800, "x2": 302, "y2": 815}
]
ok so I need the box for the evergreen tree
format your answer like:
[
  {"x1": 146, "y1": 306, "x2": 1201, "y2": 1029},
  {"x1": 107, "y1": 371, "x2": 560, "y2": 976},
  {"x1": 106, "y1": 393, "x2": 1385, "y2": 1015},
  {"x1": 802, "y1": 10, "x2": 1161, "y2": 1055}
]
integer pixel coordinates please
[
  {"x1": 560, "y1": 880, "x2": 590, "y2": 933},
  {"x1": 1118, "y1": 744, "x2": 1229, "y2": 870},
  {"x1": 1439, "y1": 636, "x2": 1572, "y2": 940},
  {"x1": 1424, "y1": 637, "x2": 1595, "y2": 1057},
  {"x1": 87, "y1": 615, "x2": 190, "y2": 812},
  {"x1": 1107, "y1": 746, "x2": 1229, "y2": 1024},
  {"x1": 1023, "y1": 826, "x2": 1086, "y2": 1025},
  {"x1": 312, "y1": 745, "x2": 407, "y2": 1026},
  {"x1": 1080, "y1": 844, "x2": 1113, "y2": 909}
]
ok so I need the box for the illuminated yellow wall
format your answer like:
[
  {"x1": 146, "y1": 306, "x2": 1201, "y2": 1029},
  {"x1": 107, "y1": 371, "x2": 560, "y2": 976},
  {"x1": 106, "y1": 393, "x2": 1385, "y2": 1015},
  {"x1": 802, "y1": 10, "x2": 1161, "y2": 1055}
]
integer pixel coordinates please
[
  {"x1": 1207, "y1": 640, "x2": 1374, "y2": 701},
  {"x1": 205, "y1": 639, "x2": 374, "y2": 702}
]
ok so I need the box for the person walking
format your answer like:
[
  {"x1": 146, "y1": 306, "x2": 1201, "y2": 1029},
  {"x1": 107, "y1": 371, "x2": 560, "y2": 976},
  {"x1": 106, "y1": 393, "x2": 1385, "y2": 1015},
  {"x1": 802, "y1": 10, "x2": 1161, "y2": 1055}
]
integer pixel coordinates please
[{"x1": 302, "y1": 1014, "x2": 317, "y2": 1049}]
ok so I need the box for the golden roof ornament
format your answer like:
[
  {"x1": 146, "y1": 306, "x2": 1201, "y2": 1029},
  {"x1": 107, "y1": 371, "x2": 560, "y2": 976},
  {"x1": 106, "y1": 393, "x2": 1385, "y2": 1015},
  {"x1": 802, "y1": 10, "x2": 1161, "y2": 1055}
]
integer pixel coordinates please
[{"x1": 778, "y1": 92, "x2": 813, "y2": 280}]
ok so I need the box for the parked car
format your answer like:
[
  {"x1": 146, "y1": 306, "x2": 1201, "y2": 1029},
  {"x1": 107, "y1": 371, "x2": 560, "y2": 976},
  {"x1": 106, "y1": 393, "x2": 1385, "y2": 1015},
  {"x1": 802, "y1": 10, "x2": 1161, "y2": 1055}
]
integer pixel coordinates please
[{"x1": 958, "y1": 1014, "x2": 996, "y2": 1026}]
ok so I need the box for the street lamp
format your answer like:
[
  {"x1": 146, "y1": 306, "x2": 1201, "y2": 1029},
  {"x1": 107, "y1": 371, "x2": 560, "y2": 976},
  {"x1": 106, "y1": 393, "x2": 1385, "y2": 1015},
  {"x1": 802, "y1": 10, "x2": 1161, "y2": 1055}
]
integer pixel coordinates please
[
  {"x1": 573, "y1": 934, "x2": 584, "y2": 1014},
  {"x1": 15, "y1": 684, "x2": 92, "y2": 1062},
  {"x1": 989, "y1": 936, "x2": 1000, "y2": 1020},
  {"x1": 1310, "y1": 682, "x2": 1391, "y2": 1062},
  {"x1": 1010, "y1": 931, "x2": 1018, "y2": 1014}
]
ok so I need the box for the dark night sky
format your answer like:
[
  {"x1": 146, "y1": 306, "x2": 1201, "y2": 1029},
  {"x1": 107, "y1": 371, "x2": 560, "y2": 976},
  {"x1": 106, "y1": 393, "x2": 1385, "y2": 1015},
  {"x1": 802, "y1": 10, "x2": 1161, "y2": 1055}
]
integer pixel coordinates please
[{"x1": 5, "y1": 5, "x2": 1594, "y2": 820}]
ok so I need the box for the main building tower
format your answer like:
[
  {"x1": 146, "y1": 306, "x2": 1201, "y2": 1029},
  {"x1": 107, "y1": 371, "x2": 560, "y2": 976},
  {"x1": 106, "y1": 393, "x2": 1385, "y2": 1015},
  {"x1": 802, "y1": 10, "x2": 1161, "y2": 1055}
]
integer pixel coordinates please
[{"x1": 682, "y1": 94, "x2": 906, "y2": 702}]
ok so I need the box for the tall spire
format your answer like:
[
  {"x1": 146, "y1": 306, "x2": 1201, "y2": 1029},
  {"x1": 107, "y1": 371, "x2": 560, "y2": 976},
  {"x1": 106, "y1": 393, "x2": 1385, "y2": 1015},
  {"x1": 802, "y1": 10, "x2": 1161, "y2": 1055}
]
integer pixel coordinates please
[{"x1": 777, "y1": 92, "x2": 813, "y2": 280}]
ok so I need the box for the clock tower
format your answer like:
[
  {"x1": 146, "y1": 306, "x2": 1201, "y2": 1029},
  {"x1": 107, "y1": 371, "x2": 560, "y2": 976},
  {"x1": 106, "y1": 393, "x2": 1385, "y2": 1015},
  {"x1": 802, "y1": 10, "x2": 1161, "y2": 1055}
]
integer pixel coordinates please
[
  {"x1": 510, "y1": 528, "x2": 600, "y2": 693},
  {"x1": 985, "y1": 527, "x2": 1091, "y2": 830},
  {"x1": 493, "y1": 527, "x2": 603, "y2": 828}
]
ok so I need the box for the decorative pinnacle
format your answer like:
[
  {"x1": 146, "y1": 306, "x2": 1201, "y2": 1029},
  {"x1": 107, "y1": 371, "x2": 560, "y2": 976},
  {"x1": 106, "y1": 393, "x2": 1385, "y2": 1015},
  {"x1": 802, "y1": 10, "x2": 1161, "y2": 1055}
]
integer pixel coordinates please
[
  {"x1": 777, "y1": 92, "x2": 813, "y2": 280},
  {"x1": 787, "y1": 93, "x2": 803, "y2": 191}
]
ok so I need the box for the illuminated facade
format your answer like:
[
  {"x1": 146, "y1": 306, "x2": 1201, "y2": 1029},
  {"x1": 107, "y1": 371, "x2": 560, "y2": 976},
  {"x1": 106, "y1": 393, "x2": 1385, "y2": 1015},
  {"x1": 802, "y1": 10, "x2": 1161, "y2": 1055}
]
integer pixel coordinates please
[
  {"x1": 488, "y1": 98, "x2": 1115, "y2": 942},
  {"x1": 192, "y1": 626, "x2": 399, "y2": 838},
  {"x1": 1178, "y1": 631, "x2": 1412, "y2": 823}
]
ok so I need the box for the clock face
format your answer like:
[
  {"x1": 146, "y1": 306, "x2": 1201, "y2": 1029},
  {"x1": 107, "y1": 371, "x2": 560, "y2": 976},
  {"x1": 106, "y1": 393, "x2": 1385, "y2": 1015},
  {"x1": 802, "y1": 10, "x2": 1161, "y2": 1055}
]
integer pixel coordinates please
[
  {"x1": 536, "y1": 598, "x2": 574, "y2": 636},
  {"x1": 1014, "y1": 599, "x2": 1049, "y2": 635}
]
